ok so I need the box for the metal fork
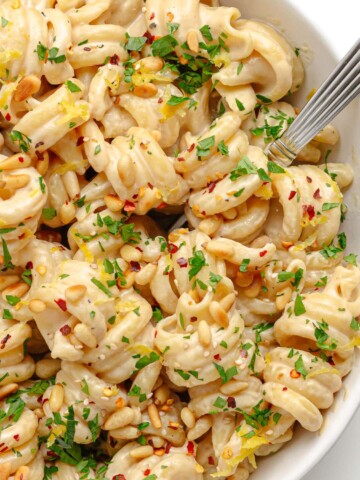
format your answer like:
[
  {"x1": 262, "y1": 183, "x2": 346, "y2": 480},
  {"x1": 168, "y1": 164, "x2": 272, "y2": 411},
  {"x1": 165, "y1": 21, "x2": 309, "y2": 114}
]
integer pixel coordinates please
[{"x1": 267, "y1": 38, "x2": 360, "y2": 167}]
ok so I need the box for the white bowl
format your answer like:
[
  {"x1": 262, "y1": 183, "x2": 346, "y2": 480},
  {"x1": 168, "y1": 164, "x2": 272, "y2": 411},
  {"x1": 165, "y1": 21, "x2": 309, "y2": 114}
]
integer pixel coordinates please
[{"x1": 221, "y1": 1, "x2": 360, "y2": 479}]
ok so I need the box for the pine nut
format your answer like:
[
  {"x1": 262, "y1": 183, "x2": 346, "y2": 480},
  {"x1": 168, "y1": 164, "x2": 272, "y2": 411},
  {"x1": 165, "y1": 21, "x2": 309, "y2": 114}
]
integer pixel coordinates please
[
  {"x1": 130, "y1": 445, "x2": 154, "y2": 459},
  {"x1": 181, "y1": 407, "x2": 196, "y2": 429},
  {"x1": 222, "y1": 208, "x2": 237, "y2": 220},
  {"x1": 209, "y1": 301, "x2": 229, "y2": 327},
  {"x1": 14, "y1": 466, "x2": 30, "y2": 480},
  {"x1": 1, "y1": 174, "x2": 30, "y2": 189},
  {"x1": 0, "y1": 188, "x2": 14, "y2": 200},
  {"x1": 110, "y1": 425, "x2": 139, "y2": 440},
  {"x1": 0, "y1": 383, "x2": 18, "y2": 400},
  {"x1": 104, "y1": 194, "x2": 124, "y2": 212},
  {"x1": 49, "y1": 384, "x2": 64, "y2": 412},
  {"x1": 62, "y1": 171, "x2": 80, "y2": 200},
  {"x1": 34, "y1": 408, "x2": 44, "y2": 419},
  {"x1": 219, "y1": 292, "x2": 236, "y2": 312},
  {"x1": 148, "y1": 403, "x2": 162, "y2": 429},
  {"x1": 133, "y1": 83, "x2": 158, "y2": 98},
  {"x1": 118, "y1": 155, "x2": 135, "y2": 188},
  {"x1": 154, "y1": 385, "x2": 170, "y2": 406},
  {"x1": 276, "y1": 286, "x2": 292, "y2": 311},
  {"x1": 187, "y1": 31, "x2": 199, "y2": 53},
  {"x1": 135, "y1": 263, "x2": 156, "y2": 285},
  {"x1": 2, "y1": 282, "x2": 29, "y2": 301},
  {"x1": 0, "y1": 275, "x2": 19, "y2": 291},
  {"x1": 74, "y1": 323, "x2": 97, "y2": 348},
  {"x1": 243, "y1": 277, "x2": 261, "y2": 298},
  {"x1": 148, "y1": 435, "x2": 165, "y2": 448},
  {"x1": 137, "y1": 56, "x2": 163, "y2": 72},
  {"x1": 0, "y1": 153, "x2": 32, "y2": 170},
  {"x1": 235, "y1": 271, "x2": 254, "y2": 288},
  {"x1": 0, "y1": 463, "x2": 11, "y2": 480},
  {"x1": 65, "y1": 284, "x2": 87, "y2": 303},
  {"x1": 14, "y1": 75, "x2": 41, "y2": 102},
  {"x1": 29, "y1": 299, "x2": 46, "y2": 313},
  {"x1": 35, "y1": 358, "x2": 61, "y2": 379},
  {"x1": 198, "y1": 320, "x2": 212, "y2": 347},
  {"x1": 36, "y1": 152, "x2": 49, "y2": 176},
  {"x1": 187, "y1": 415, "x2": 212, "y2": 441},
  {"x1": 220, "y1": 380, "x2": 248, "y2": 396},
  {"x1": 104, "y1": 407, "x2": 135, "y2": 430},
  {"x1": 120, "y1": 244, "x2": 142, "y2": 263},
  {"x1": 60, "y1": 201, "x2": 76, "y2": 224}
]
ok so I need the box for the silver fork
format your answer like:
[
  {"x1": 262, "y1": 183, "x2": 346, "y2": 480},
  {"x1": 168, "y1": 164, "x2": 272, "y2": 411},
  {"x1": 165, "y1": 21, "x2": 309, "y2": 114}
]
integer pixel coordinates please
[{"x1": 267, "y1": 38, "x2": 360, "y2": 167}]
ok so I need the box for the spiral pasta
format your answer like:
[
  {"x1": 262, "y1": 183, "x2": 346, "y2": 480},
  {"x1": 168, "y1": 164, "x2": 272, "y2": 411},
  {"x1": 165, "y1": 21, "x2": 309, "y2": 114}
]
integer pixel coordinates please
[{"x1": 0, "y1": 1, "x2": 357, "y2": 479}]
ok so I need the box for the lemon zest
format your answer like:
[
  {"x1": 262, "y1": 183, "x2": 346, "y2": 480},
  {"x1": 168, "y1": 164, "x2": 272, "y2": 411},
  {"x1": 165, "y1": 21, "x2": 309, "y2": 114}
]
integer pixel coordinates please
[
  {"x1": 307, "y1": 367, "x2": 340, "y2": 379},
  {"x1": 0, "y1": 50, "x2": 21, "y2": 78}
]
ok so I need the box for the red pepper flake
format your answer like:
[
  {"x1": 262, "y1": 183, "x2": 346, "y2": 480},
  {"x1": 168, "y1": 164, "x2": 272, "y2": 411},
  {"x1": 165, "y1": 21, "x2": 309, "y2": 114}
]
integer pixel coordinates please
[
  {"x1": 13, "y1": 434, "x2": 20, "y2": 441},
  {"x1": 109, "y1": 54, "x2": 119, "y2": 65},
  {"x1": 55, "y1": 299, "x2": 67, "y2": 312},
  {"x1": 42, "y1": 398, "x2": 49, "y2": 405},
  {"x1": 176, "y1": 257, "x2": 188, "y2": 268},
  {"x1": 306, "y1": 176, "x2": 312, "y2": 183},
  {"x1": 213, "y1": 353, "x2": 221, "y2": 361},
  {"x1": 25, "y1": 261, "x2": 33, "y2": 270},
  {"x1": 147, "y1": 182, "x2": 154, "y2": 190},
  {"x1": 168, "y1": 243, "x2": 178, "y2": 254},
  {"x1": 109, "y1": 436, "x2": 117, "y2": 448},
  {"x1": 150, "y1": 12, "x2": 155, "y2": 20},
  {"x1": 327, "y1": 357, "x2": 335, "y2": 366},
  {"x1": 208, "y1": 182, "x2": 217, "y2": 193},
  {"x1": 5, "y1": 113, "x2": 11, "y2": 122},
  {"x1": 130, "y1": 261, "x2": 141, "y2": 272},
  {"x1": 59, "y1": 324, "x2": 71, "y2": 336},
  {"x1": 156, "y1": 202, "x2": 167, "y2": 210},
  {"x1": 18, "y1": 156, "x2": 24, "y2": 163},
  {"x1": 112, "y1": 476, "x2": 126, "y2": 480},
  {"x1": 187, "y1": 441, "x2": 195, "y2": 456},
  {"x1": 187, "y1": 143, "x2": 195, "y2": 153},
  {"x1": 288, "y1": 190, "x2": 296, "y2": 200},
  {"x1": 18, "y1": 233, "x2": 25, "y2": 240},
  {"x1": 135, "y1": 246, "x2": 143, "y2": 252},
  {"x1": 0, "y1": 334, "x2": 11, "y2": 349},
  {"x1": 0, "y1": 446, "x2": 9, "y2": 452},
  {"x1": 144, "y1": 469, "x2": 151, "y2": 476},
  {"x1": 37, "y1": 395, "x2": 43, "y2": 404},
  {"x1": 282, "y1": 387, "x2": 288, "y2": 391},
  {"x1": 208, "y1": 456, "x2": 215, "y2": 465},
  {"x1": 290, "y1": 369, "x2": 301, "y2": 379},
  {"x1": 313, "y1": 188, "x2": 322, "y2": 199},
  {"x1": 124, "y1": 200, "x2": 136, "y2": 212},
  {"x1": 76, "y1": 136, "x2": 84, "y2": 146},
  {"x1": 259, "y1": 250, "x2": 267, "y2": 257},
  {"x1": 227, "y1": 396, "x2": 236, "y2": 408},
  {"x1": 143, "y1": 31, "x2": 155, "y2": 44},
  {"x1": 307, "y1": 205, "x2": 315, "y2": 220},
  {"x1": 157, "y1": 98, "x2": 163, "y2": 104},
  {"x1": 132, "y1": 194, "x2": 139, "y2": 200},
  {"x1": 154, "y1": 330, "x2": 158, "y2": 338},
  {"x1": 165, "y1": 442, "x2": 171, "y2": 454},
  {"x1": 177, "y1": 157, "x2": 185, "y2": 162}
]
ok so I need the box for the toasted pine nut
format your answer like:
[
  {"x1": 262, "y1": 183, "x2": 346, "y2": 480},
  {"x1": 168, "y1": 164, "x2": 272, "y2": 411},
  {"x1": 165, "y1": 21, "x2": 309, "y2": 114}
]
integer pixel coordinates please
[
  {"x1": 65, "y1": 284, "x2": 87, "y2": 303},
  {"x1": 181, "y1": 407, "x2": 196, "y2": 429},
  {"x1": 187, "y1": 31, "x2": 199, "y2": 53},
  {"x1": 118, "y1": 155, "x2": 135, "y2": 188},
  {"x1": 154, "y1": 385, "x2": 170, "y2": 406},
  {"x1": 235, "y1": 271, "x2": 254, "y2": 288},
  {"x1": 0, "y1": 153, "x2": 32, "y2": 170},
  {"x1": 14, "y1": 466, "x2": 30, "y2": 480},
  {"x1": 74, "y1": 323, "x2": 97, "y2": 348},
  {"x1": 209, "y1": 301, "x2": 229, "y2": 328},
  {"x1": 62, "y1": 171, "x2": 80, "y2": 200},
  {"x1": 49, "y1": 384, "x2": 64, "y2": 412},
  {"x1": 137, "y1": 56, "x2": 163, "y2": 72},
  {"x1": 281, "y1": 241, "x2": 294, "y2": 249},
  {"x1": 0, "y1": 275, "x2": 19, "y2": 291},
  {"x1": 135, "y1": 263, "x2": 157, "y2": 285},
  {"x1": 130, "y1": 445, "x2": 154, "y2": 459},
  {"x1": 36, "y1": 153, "x2": 49, "y2": 176},
  {"x1": 14, "y1": 75, "x2": 41, "y2": 102},
  {"x1": 0, "y1": 383, "x2": 18, "y2": 399},
  {"x1": 148, "y1": 403, "x2": 162, "y2": 429},
  {"x1": 104, "y1": 194, "x2": 124, "y2": 212},
  {"x1": 120, "y1": 244, "x2": 142, "y2": 263},
  {"x1": 29, "y1": 299, "x2": 46, "y2": 313},
  {"x1": 219, "y1": 292, "x2": 236, "y2": 312},
  {"x1": 222, "y1": 208, "x2": 237, "y2": 220},
  {"x1": 0, "y1": 463, "x2": 11, "y2": 480},
  {"x1": 2, "y1": 282, "x2": 29, "y2": 301},
  {"x1": 198, "y1": 320, "x2": 212, "y2": 347},
  {"x1": 34, "y1": 407, "x2": 45, "y2": 419},
  {"x1": 104, "y1": 406, "x2": 135, "y2": 430},
  {"x1": 276, "y1": 287, "x2": 292, "y2": 310},
  {"x1": 243, "y1": 277, "x2": 262, "y2": 298},
  {"x1": 220, "y1": 380, "x2": 248, "y2": 396},
  {"x1": 60, "y1": 201, "x2": 76, "y2": 224},
  {"x1": 133, "y1": 83, "x2": 158, "y2": 98},
  {"x1": 148, "y1": 435, "x2": 165, "y2": 448},
  {"x1": 187, "y1": 415, "x2": 213, "y2": 441},
  {"x1": 110, "y1": 425, "x2": 139, "y2": 440},
  {"x1": 1, "y1": 174, "x2": 30, "y2": 189},
  {"x1": 198, "y1": 216, "x2": 222, "y2": 236},
  {"x1": 36, "y1": 358, "x2": 61, "y2": 379},
  {"x1": 0, "y1": 187, "x2": 14, "y2": 200}
]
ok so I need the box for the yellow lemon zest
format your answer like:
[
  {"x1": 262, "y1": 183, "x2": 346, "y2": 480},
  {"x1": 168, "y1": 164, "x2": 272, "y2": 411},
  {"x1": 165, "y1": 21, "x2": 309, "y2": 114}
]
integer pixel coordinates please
[
  {"x1": 0, "y1": 81, "x2": 17, "y2": 108},
  {"x1": 0, "y1": 50, "x2": 21, "y2": 78},
  {"x1": 131, "y1": 71, "x2": 172, "y2": 87},
  {"x1": 307, "y1": 367, "x2": 340, "y2": 379},
  {"x1": 254, "y1": 183, "x2": 273, "y2": 200},
  {"x1": 292, "y1": 233, "x2": 317, "y2": 251},
  {"x1": 52, "y1": 160, "x2": 88, "y2": 175},
  {"x1": 57, "y1": 92, "x2": 89, "y2": 125}
]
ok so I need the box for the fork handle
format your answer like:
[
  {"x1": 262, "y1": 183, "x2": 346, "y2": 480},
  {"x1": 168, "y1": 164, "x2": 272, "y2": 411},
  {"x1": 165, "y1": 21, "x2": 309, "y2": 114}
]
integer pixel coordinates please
[{"x1": 267, "y1": 38, "x2": 360, "y2": 167}]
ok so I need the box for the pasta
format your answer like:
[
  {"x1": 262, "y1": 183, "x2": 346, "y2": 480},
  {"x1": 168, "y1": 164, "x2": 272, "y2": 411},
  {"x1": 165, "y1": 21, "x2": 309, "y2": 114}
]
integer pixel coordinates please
[{"x1": 0, "y1": 0, "x2": 358, "y2": 479}]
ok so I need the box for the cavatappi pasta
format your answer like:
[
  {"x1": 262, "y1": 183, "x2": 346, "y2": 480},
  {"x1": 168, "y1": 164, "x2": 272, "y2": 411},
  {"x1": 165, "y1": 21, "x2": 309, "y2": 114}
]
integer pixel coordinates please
[{"x1": 0, "y1": 0, "x2": 357, "y2": 479}]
